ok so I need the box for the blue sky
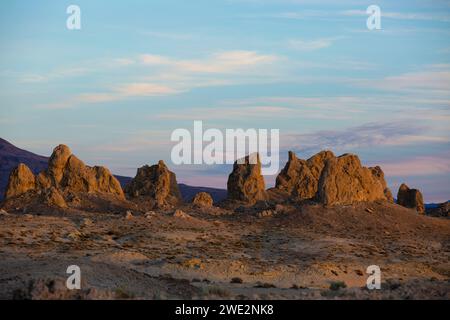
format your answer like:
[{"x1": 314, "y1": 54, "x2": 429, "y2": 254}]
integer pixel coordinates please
[{"x1": 1, "y1": 0, "x2": 449, "y2": 202}]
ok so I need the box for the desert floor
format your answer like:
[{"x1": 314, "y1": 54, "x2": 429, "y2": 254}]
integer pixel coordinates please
[{"x1": 0, "y1": 201, "x2": 449, "y2": 300}]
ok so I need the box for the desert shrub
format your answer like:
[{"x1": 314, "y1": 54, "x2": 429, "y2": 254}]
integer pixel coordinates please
[
  {"x1": 204, "y1": 286, "x2": 231, "y2": 298},
  {"x1": 329, "y1": 281, "x2": 347, "y2": 291},
  {"x1": 230, "y1": 277, "x2": 243, "y2": 284},
  {"x1": 114, "y1": 287, "x2": 135, "y2": 299}
]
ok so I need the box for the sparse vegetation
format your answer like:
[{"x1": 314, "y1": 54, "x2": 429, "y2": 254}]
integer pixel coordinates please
[
  {"x1": 114, "y1": 287, "x2": 135, "y2": 299},
  {"x1": 230, "y1": 277, "x2": 243, "y2": 284},
  {"x1": 203, "y1": 286, "x2": 231, "y2": 298},
  {"x1": 254, "y1": 282, "x2": 276, "y2": 288},
  {"x1": 329, "y1": 281, "x2": 347, "y2": 291}
]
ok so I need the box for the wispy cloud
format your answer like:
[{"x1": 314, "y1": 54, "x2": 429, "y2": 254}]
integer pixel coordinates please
[
  {"x1": 261, "y1": 9, "x2": 450, "y2": 23},
  {"x1": 288, "y1": 37, "x2": 339, "y2": 51},
  {"x1": 341, "y1": 10, "x2": 450, "y2": 22},
  {"x1": 140, "y1": 50, "x2": 278, "y2": 74},
  {"x1": 34, "y1": 50, "x2": 282, "y2": 109},
  {"x1": 36, "y1": 83, "x2": 181, "y2": 109},
  {"x1": 155, "y1": 106, "x2": 293, "y2": 120},
  {"x1": 139, "y1": 30, "x2": 193, "y2": 41},
  {"x1": 89, "y1": 130, "x2": 173, "y2": 153},
  {"x1": 281, "y1": 121, "x2": 449, "y2": 154},
  {"x1": 20, "y1": 67, "x2": 89, "y2": 83},
  {"x1": 379, "y1": 154, "x2": 450, "y2": 177},
  {"x1": 357, "y1": 65, "x2": 450, "y2": 97}
]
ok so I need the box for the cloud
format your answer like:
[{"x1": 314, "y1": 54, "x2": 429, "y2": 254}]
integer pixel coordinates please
[
  {"x1": 89, "y1": 130, "x2": 173, "y2": 153},
  {"x1": 281, "y1": 121, "x2": 449, "y2": 154},
  {"x1": 36, "y1": 82, "x2": 182, "y2": 109},
  {"x1": 354, "y1": 65, "x2": 450, "y2": 102},
  {"x1": 116, "y1": 83, "x2": 180, "y2": 96},
  {"x1": 139, "y1": 30, "x2": 193, "y2": 41},
  {"x1": 378, "y1": 154, "x2": 450, "y2": 177},
  {"x1": 252, "y1": 8, "x2": 450, "y2": 23},
  {"x1": 17, "y1": 57, "x2": 138, "y2": 84},
  {"x1": 34, "y1": 50, "x2": 282, "y2": 109},
  {"x1": 341, "y1": 10, "x2": 450, "y2": 22},
  {"x1": 155, "y1": 106, "x2": 293, "y2": 120},
  {"x1": 140, "y1": 50, "x2": 278, "y2": 74},
  {"x1": 288, "y1": 37, "x2": 341, "y2": 51},
  {"x1": 20, "y1": 67, "x2": 89, "y2": 83},
  {"x1": 77, "y1": 82, "x2": 181, "y2": 103},
  {"x1": 112, "y1": 58, "x2": 135, "y2": 66},
  {"x1": 374, "y1": 70, "x2": 450, "y2": 93}
]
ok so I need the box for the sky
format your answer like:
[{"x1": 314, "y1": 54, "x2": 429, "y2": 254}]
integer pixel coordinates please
[{"x1": 0, "y1": 0, "x2": 449, "y2": 202}]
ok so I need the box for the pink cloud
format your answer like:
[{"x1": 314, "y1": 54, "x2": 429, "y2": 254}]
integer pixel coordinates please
[{"x1": 379, "y1": 155, "x2": 450, "y2": 177}]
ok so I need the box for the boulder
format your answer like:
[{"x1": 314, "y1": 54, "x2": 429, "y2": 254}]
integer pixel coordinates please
[
  {"x1": 275, "y1": 150, "x2": 334, "y2": 200},
  {"x1": 145, "y1": 211, "x2": 156, "y2": 219},
  {"x1": 5, "y1": 164, "x2": 36, "y2": 199},
  {"x1": 192, "y1": 192, "x2": 214, "y2": 207},
  {"x1": 125, "y1": 160, "x2": 182, "y2": 207},
  {"x1": 173, "y1": 209, "x2": 190, "y2": 219},
  {"x1": 227, "y1": 153, "x2": 266, "y2": 204},
  {"x1": 316, "y1": 153, "x2": 390, "y2": 206},
  {"x1": 125, "y1": 211, "x2": 133, "y2": 220},
  {"x1": 397, "y1": 183, "x2": 425, "y2": 214}
]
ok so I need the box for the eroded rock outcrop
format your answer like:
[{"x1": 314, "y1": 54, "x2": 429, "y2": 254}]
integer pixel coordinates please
[
  {"x1": 125, "y1": 160, "x2": 182, "y2": 208},
  {"x1": 275, "y1": 150, "x2": 334, "y2": 200},
  {"x1": 274, "y1": 150, "x2": 393, "y2": 206},
  {"x1": 5, "y1": 164, "x2": 36, "y2": 199},
  {"x1": 4, "y1": 144, "x2": 125, "y2": 204},
  {"x1": 192, "y1": 192, "x2": 214, "y2": 207},
  {"x1": 227, "y1": 153, "x2": 266, "y2": 204},
  {"x1": 370, "y1": 166, "x2": 394, "y2": 202},
  {"x1": 397, "y1": 183, "x2": 425, "y2": 214},
  {"x1": 40, "y1": 187, "x2": 67, "y2": 208},
  {"x1": 316, "y1": 153, "x2": 392, "y2": 206}
]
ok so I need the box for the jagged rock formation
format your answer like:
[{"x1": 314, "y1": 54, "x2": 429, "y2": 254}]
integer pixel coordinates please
[
  {"x1": 0, "y1": 138, "x2": 48, "y2": 201},
  {"x1": 5, "y1": 164, "x2": 36, "y2": 199},
  {"x1": 125, "y1": 160, "x2": 182, "y2": 208},
  {"x1": 4, "y1": 144, "x2": 125, "y2": 204},
  {"x1": 370, "y1": 166, "x2": 394, "y2": 202},
  {"x1": 275, "y1": 150, "x2": 334, "y2": 200},
  {"x1": 316, "y1": 153, "x2": 392, "y2": 206},
  {"x1": 227, "y1": 153, "x2": 266, "y2": 204},
  {"x1": 397, "y1": 183, "x2": 425, "y2": 214},
  {"x1": 273, "y1": 151, "x2": 393, "y2": 206},
  {"x1": 192, "y1": 192, "x2": 214, "y2": 207},
  {"x1": 40, "y1": 187, "x2": 67, "y2": 208},
  {"x1": 33, "y1": 145, "x2": 124, "y2": 197}
]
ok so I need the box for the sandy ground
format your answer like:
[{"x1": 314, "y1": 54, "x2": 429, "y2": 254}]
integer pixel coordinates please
[{"x1": 0, "y1": 201, "x2": 449, "y2": 299}]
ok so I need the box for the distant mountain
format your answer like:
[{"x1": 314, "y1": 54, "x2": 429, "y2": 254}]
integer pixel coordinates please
[
  {"x1": 178, "y1": 183, "x2": 227, "y2": 203},
  {"x1": 425, "y1": 201, "x2": 450, "y2": 210},
  {"x1": 0, "y1": 138, "x2": 227, "y2": 203},
  {"x1": 0, "y1": 138, "x2": 48, "y2": 201},
  {"x1": 114, "y1": 175, "x2": 133, "y2": 189}
]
